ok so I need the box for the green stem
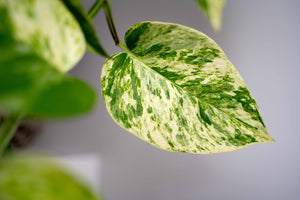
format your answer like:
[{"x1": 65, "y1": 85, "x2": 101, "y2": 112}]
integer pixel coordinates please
[
  {"x1": 103, "y1": 0, "x2": 119, "y2": 45},
  {"x1": 88, "y1": 0, "x2": 104, "y2": 19},
  {"x1": 118, "y1": 41, "x2": 131, "y2": 54},
  {"x1": 0, "y1": 113, "x2": 23, "y2": 157}
]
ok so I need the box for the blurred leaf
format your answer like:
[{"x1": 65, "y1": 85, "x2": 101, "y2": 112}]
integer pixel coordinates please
[
  {"x1": 0, "y1": 0, "x2": 96, "y2": 117},
  {"x1": 62, "y1": 0, "x2": 109, "y2": 57},
  {"x1": 0, "y1": 54, "x2": 96, "y2": 117},
  {"x1": 101, "y1": 22, "x2": 273, "y2": 154},
  {"x1": 88, "y1": 0, "x2": 104, "y2": 19},
  {"x1": 196, "y1": 0, "x2": 226, "y2": 31},
  {"x1": 30, "y1": 77, "x2": 97, "y2": 117},
  {"x1": 0, "y1": 155, "x2": 102, "y2": 200},
  {"x1": 0, "y1": 0, "x2": 86, "y2": 72},
  {"x1": 0, "y1": 54, "x2": 61, "y2": 113}
]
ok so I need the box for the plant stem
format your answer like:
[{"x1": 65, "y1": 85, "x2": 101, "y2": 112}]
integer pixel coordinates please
[
  {"x1": 118, "y1": 41, "x2": 131, "y2": 54},
  {"x1": 0, "y1": 113, "x2": 23, "y2": 157},
  {"x1": 88, "y1": 0, "x2": 104, "y2": 19},
  {"x1": 103, "y1": 0, "x2": 119, "y2": 45}
]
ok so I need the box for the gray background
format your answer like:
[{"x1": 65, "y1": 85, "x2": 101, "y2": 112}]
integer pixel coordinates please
[{"x1": 28, "y1": 0, "x2": 300, "y2": 199}]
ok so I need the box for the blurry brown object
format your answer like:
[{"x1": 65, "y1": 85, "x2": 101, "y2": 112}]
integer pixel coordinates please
[
  {"x1": 0, "y1": 115, "x2": 43, "y2": 149},
  {"x1": 11, "y1": 118, "x2": 43, "y2": 149}
]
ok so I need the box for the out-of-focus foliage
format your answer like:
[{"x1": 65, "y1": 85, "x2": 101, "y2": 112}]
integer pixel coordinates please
[
  {"x1": 62, "y1": 0, "x2": 109, "y2": 57},
  {"x1": 0, "y1": 54, "x2": 97, "y2": 117},
  {"x1": 196, "y1": 0, "x2": 226, "y2": 31},
  {"x1": 0, "y1": 155, "x2": 102, "y2": 200},
  {"x1": 0, "y1": 0, "x2": 86, "y2": 72},
  {"x1": 0, "y1": 0, "x2": 97, "y2": 117}
]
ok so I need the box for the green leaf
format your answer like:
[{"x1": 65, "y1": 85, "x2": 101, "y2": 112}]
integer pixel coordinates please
[
  {"x1": 0, "y1": 155, "x2": 102, "y2": 200},
  {"x1": 196, "y1": 0, "x2": 226, "y2": 31},
  {"x1": 0, "y1": 54, "x2": 60, "y2": 113},
  {"x1": 30, "y1": 77, "x2": 97, "y2": 117},
  {"x1": 62, "y1": 0, "x2": 109, "y2": 57},
  {"x1": 0, "y1": 54, "x2": 96, "y2": 117},
  {"x1": 101, "y1": 22, "x2": 274, "y2": 154},
  {"x1": 0, "y1": 0, "x2": 86, "y2": 72}
]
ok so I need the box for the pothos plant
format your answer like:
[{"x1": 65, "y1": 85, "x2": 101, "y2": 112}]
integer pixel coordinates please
[{"x1": 0, "y1": 0, "x2": 273, "y2": 199}]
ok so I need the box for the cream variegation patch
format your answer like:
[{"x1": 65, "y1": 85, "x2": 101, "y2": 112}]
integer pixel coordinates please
[{"x1": 0, "y1": 0, "x2": 85, "y2": 72}]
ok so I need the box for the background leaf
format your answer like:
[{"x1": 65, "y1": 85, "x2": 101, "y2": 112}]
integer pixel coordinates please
[
  {"x1": 0, "y1": 0, "x2": 96, "y2": 117},
  {"x1": 62, "y1": 0, "x2": 109, "y2": 57},
  {"x1": 196, "y1": 0, "x2": 226, "y2": 31},
  {"x1": 30, "y1": 77, "x2": 97, "y2": 117},
  {"x1": 101, "y1": 22, "x2": 273, "y2": 154},
  {"x1": 0, "y1": 54, "x2": 96, "y2": 117},
  {"x1": 0, "y1": 155, "x2": 101, "y2": 200},
  {"x1": 0, "y1": 54, "x2": 61, "y2": 113},
  {"x1": 0, "y1": 0, "x2": 86, "y2": 72}
]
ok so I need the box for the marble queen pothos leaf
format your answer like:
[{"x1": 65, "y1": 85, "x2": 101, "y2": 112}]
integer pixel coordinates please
[
  {"x1": 196, "y1": 0, "x2": 226, "y2": 31},
  {"x1": 101, "y1": 22, "x2": 274, "y2": 154},
  {"x1": 0, "y1": 0, "x2": 85, "y2": 72}
]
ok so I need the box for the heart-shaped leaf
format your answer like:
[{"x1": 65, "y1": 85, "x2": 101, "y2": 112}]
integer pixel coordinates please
[
  {"x1": 62, "y1": 0, "x2": 109, "y2": 57},
  {"x1": 196, "y1": 0, "x2": 226, "y2": 31},
  {"x1": 0, "y1": 155, "x2": 102, "y2": 200},
  {"x1": 101, "y1": 22, "x2": 273, "y2": 154},
  {"x1": 0, "y1": 0, "x2": 86, "y2": 72}
]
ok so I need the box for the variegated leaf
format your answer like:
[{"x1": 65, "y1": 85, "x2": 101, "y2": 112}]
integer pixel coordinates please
[
  {"x1": 196, "y1": 0, "x2": 226, "y2": 31},
  {"x1": 101, "y1": 22, "x2": 273, "y2": 154},
  {"x1": 0, "y1": 0, "x2": 85, "y2": 72},
  {"x1": 0, "y1": 0, "x2": 96, "y2": 117}
]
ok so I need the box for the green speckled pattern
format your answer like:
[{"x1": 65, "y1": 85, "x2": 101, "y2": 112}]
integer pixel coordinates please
[
  {"x1": 101, "y1": 22, "x2": 273, "y2": 154},
  {"x1": 196, "y1": 0, "x2": 226, "y2": 31},
  {"x1": 0, "y1": 0, "x2": 85, "y2": 72}
]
